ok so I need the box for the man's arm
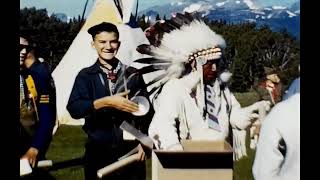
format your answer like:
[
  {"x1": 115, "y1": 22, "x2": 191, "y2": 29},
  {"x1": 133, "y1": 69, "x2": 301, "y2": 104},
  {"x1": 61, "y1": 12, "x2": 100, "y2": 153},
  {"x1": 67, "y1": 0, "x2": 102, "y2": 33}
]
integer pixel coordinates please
[
  {"x1": 93, "y1": 91, "x2": 139, "y2": 112},
  {"x1": 67, "y1": 72, "x2": 96, "y2": 119},
  {"x1": 148, "y1": 80, "x2": 183, "y2": 150},
  {"x1": 22, "y1": 67, "x2": 56, "y2": 167},
  {"x1": 230, "y1": 93, "x2": 270, "y2": 130},
  {"x1": 67, "y1": 72, "x2": 139, "y2": 119},
  {"x1": 229, "y1": 93, "x2": 256, "y2": 130},
  {"x1": 252, "y1": 106, "x2": 284, "y2": 179}
]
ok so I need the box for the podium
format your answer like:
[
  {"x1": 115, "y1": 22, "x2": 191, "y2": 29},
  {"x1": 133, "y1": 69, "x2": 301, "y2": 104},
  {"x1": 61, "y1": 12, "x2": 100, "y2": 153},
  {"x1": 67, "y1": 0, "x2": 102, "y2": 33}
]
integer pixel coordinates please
[{"x1": 152, "y1": 140, "x2": 233, "y2": 180}]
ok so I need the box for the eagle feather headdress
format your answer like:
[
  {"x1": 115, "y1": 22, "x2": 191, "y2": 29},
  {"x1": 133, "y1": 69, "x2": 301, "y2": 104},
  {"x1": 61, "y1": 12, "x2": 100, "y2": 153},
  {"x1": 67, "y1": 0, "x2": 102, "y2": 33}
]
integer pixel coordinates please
[{"x1": 135, "y1": 13, "x2": 228, "y2": 102}]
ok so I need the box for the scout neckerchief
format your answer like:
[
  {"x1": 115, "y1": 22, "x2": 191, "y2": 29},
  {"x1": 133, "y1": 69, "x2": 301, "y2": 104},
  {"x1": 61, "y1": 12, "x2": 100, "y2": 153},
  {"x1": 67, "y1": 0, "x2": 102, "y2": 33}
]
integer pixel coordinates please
[{"x1": 99, "y1": 61, "x2": 122, "y2": 95}]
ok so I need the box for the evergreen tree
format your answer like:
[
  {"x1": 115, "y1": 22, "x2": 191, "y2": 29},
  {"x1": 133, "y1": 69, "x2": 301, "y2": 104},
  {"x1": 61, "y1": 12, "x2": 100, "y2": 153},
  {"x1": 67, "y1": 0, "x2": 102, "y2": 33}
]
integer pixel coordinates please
[{"x1": 20, "y1": 8, "x2": 299, "y2": 91}]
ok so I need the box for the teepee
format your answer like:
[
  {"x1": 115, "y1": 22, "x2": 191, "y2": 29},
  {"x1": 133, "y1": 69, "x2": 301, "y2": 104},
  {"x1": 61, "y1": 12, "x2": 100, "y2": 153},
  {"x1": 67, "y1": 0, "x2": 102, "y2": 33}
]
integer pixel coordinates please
[{"x1": 52, "y1": 0, "x2": 150, "y2": 126}]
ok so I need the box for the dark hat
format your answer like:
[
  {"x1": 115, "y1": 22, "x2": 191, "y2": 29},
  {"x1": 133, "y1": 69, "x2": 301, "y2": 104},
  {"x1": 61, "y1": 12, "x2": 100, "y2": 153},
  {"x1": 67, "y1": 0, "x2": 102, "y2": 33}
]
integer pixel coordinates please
[
  {"x1": 87, "y1": 22, "x2": 119, "y2": 38},
  {"x1": 20, "y1": 30, "x2": 37, "y2": 48}
]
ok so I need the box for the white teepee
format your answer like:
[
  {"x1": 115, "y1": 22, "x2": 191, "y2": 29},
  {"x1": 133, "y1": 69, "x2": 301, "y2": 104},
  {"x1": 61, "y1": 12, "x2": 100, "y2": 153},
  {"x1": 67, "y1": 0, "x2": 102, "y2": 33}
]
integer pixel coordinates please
[{"x1": 52, "y1": 0, "x2": 150, "y2": 126}]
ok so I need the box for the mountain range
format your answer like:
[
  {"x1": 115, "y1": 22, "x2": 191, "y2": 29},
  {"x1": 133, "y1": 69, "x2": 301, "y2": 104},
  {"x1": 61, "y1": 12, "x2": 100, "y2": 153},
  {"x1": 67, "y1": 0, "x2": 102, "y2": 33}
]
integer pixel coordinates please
[{"x1": 138, "y1": 0, "x2": 300, "y2": 38}]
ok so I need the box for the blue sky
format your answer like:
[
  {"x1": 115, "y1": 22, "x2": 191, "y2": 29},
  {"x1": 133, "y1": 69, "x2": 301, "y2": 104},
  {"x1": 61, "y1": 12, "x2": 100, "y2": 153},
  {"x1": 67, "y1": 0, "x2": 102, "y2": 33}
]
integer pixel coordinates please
[
  {"x1": 20, "y1": 0, "x2": 170, "y2": 17},
  {"x1": 20, "y1": 0, "x2": 298, "y2": 18},
  {"x1": 256, "y1": 0, "x2": 298, "y2": 7}
]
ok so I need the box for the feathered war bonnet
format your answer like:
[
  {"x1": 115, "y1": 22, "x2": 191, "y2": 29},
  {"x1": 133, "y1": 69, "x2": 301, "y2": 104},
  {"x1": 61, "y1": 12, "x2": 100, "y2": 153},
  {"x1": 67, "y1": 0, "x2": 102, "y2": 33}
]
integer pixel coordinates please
[{"x1": 135, "y1": 13, "x2": 228, "y2": 100}]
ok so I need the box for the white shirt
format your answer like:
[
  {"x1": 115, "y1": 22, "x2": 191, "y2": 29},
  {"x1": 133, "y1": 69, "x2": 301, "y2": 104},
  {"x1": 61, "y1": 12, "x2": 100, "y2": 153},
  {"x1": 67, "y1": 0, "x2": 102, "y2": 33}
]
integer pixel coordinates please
[
  {"x1": 253, "y1": 93, "x2": 300, "y2": 180},
  {"x1": 148, "y1": 72, "x2": 252, "y2": 150}
]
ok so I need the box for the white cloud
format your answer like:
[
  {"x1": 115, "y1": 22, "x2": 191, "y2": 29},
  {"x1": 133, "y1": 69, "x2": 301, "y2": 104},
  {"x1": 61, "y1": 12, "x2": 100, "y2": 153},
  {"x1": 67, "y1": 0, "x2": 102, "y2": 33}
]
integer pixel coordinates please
[
  {"x1": 243, "y1": 0, "x2": 259, "y2": 10},
  {"x1": 216, "y1": 1, "x2": 227, "y2": 7},
  {"x1": 170, "y1": 1, "x2": 185, "y2": 6},
  {"x1": 236, "y1": 1, "x2": 241, "y2": 4},
  {"x1": 183, "y1": 3, "x2": 202, "y2": 13},
  {"x1": 177, "y1": 2, "x2": 184, "y2": 6}
]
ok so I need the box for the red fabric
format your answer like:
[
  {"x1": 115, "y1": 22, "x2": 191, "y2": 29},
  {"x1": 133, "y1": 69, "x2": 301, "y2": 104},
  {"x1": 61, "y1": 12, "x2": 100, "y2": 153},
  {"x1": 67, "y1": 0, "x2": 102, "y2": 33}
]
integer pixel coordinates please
[{"x1": 259, "y1": 81, "x2": 281, "y2": 103}]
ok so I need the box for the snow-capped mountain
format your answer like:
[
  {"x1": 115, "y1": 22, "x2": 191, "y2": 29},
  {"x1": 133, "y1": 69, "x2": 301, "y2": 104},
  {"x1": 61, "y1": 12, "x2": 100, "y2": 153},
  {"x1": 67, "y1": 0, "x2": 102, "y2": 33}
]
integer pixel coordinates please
[
  {"x1": 138, "y1": 0, "x2": 300, "y2": 38},
  {"x1": 51, "y1": 13, "x2": 73, "y2": 23}
]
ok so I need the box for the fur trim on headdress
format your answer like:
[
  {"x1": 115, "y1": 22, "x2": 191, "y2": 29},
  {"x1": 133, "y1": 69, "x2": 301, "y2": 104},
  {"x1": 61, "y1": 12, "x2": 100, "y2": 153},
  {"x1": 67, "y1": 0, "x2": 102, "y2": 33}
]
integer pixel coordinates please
[{"x1": 219, "y1": 71, "x2": 232, "y2": 83}]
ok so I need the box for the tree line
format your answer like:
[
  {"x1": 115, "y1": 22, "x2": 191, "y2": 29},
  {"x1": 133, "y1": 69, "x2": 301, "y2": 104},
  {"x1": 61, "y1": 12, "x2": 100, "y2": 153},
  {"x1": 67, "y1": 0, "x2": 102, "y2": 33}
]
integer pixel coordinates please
[{"x1": 20, "y1": 7, "x2": 300, "y2": 92}]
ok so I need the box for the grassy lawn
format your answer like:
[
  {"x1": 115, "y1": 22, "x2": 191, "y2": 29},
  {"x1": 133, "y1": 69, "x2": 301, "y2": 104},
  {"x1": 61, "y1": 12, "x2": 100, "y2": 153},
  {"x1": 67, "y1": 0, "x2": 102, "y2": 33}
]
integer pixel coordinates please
[
  {"x1": 46, "y1": 125, "x2": 85, "y2": 180},
  {"x1": 47, "y1": 125, "x2": 153, "y2": 180},
  {"x1": 46, "y1": 91, "x2": 259, "y2": 179}
]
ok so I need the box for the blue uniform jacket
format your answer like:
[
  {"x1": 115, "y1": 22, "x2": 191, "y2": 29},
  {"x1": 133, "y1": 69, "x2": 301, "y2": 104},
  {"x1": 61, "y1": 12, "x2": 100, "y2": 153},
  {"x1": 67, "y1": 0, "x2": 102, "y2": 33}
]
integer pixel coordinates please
[
  {"x1": 67, "y1": 60, "x2": 153, "y2": 144},
  {"x1": 21, "y1": 60, "x2": 56, "y2": 154}
]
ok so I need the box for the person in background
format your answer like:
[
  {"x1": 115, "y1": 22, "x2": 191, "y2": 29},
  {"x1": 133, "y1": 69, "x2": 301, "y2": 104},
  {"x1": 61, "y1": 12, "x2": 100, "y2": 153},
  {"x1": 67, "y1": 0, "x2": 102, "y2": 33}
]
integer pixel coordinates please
[
  {"x1": 255, "y1": 67, "x2": 283, "y2": 105},
  {"x1": 20, "y1": 35, "x2": 56, "y2": 178}
]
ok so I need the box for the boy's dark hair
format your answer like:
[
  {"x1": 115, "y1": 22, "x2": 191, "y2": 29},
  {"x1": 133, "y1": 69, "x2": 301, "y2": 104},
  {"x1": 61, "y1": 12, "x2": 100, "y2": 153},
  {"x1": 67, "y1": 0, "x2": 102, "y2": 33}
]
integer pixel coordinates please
[{"x1": 87, "y1": 22, "x2": 119, "y2": 40}]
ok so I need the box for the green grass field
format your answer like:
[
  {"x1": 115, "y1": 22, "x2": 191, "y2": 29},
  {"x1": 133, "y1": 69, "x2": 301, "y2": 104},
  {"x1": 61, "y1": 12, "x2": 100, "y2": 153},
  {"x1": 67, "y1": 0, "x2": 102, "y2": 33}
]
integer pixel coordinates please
[{"x1": 46, "y1": 91, "x2": 259, "y2": 180}]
